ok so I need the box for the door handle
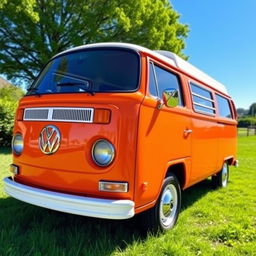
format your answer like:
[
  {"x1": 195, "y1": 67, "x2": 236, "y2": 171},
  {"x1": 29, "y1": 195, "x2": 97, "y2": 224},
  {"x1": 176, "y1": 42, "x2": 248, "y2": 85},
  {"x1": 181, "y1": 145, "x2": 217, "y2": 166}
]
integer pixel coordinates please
[{"x1": 184, "y1": 129, "x2": 193, "y2": 135}]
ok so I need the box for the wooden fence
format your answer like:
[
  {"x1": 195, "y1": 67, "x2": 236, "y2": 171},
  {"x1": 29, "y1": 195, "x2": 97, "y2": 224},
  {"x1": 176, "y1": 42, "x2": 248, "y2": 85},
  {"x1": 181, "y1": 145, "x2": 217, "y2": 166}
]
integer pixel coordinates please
[{"x1": 247, "y1": 126, "x2": 256, "y2": 136}]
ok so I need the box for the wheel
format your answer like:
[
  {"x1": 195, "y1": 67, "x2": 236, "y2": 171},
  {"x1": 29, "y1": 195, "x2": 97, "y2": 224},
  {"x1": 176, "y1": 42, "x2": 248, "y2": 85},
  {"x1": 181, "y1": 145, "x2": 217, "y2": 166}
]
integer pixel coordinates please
[
  {"x1": 212, "y1": 162, "x2": 229, "y2": 188},
  {"x1": 139, "y1": 174, "x2": 181, "y2": 232}
]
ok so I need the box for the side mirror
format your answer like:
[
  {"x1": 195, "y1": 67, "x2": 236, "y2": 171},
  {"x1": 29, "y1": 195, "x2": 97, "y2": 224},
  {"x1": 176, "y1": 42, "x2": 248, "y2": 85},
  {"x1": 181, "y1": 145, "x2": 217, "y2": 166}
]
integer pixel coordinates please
[{"x1": 162, "y1": 88, "x2": 179, "y2": 108}]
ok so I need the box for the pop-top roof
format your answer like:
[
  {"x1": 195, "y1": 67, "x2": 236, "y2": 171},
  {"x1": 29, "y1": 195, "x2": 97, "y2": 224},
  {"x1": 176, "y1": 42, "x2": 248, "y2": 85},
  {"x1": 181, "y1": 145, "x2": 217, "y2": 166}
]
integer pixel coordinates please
[{"x1": 54, "y1": 42, "x2": 228, "y2": 95}]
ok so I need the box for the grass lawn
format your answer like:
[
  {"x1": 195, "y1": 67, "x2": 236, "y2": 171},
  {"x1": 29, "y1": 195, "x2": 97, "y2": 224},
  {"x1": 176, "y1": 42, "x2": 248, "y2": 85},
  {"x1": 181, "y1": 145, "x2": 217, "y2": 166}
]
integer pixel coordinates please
[{"x1": 0, "y1": 135, "x2": 256, "y2": 255}]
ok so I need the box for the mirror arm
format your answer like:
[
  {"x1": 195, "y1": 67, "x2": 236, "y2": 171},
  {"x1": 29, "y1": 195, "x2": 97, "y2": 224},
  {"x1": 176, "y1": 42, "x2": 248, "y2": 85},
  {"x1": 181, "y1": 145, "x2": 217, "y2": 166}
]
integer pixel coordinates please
[
  {"x1": 157, "y1": 100, "x2": 164, "y2": 110},
  {"x1": 157, "y1": 95, "x2": 171, "y2": 109}
]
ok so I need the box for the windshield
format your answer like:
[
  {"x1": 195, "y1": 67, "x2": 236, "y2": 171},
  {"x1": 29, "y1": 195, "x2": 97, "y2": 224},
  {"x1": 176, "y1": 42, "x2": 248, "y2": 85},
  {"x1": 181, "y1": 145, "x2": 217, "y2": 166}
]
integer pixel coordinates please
[{"x1": 27, "y1": 48, "x2": 140, "y2": 95}]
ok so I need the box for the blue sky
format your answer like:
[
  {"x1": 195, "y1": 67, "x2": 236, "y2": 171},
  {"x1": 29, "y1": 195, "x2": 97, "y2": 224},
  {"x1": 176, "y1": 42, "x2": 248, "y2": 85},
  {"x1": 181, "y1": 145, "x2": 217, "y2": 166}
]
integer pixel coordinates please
[{"x1": 170, "y1": 0, "x2": 256, "y2": 109}]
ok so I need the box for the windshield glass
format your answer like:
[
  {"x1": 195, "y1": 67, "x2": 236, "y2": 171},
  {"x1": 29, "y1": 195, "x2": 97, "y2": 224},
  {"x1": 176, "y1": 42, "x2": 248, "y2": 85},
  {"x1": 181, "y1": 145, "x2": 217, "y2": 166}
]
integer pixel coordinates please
[{"x1": 27, "y1": 49, "x2": 140, "y2": 95}]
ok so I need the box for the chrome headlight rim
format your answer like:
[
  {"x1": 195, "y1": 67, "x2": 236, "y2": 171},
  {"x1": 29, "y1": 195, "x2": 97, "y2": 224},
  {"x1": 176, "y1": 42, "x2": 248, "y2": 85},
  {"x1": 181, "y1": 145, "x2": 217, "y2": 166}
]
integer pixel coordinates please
[
  {"x1": 92, "y1": 139, "x2": 115, "y2": 167},
  {"x1": 12, "y1": 133, "x2": 24, "y2": 155}
]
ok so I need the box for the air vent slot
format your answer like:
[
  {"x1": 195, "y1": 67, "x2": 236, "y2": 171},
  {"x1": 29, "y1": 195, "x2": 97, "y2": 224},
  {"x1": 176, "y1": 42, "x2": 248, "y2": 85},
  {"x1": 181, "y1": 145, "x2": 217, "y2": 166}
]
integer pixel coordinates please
[
  {"x1": 24, "y1": 109, "x2": 49, "y2": 120},
  {"x1": 52, "y1": 109, "x2": 93, "y2": 122}
]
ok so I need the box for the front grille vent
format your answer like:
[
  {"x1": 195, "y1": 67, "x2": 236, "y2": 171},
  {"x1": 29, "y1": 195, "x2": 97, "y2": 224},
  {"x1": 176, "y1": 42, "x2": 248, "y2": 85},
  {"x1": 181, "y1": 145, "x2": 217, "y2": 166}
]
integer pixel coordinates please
[
  {"x1": 24, "y1": 108, "x2": 49, "y2": 120},
  {"x1": 23, "y1": 107, "x2": 94, "y2": 123}
]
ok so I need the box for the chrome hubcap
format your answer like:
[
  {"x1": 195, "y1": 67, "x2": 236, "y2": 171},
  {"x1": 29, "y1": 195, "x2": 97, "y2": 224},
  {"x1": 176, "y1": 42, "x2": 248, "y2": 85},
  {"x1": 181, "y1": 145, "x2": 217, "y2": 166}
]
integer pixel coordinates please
[
  {"x1": 222, "y1": 164, "x2": 228, "y2": 187},
  {"x1": 160, "y1": 184, "x2": 178, "y2": 227}
]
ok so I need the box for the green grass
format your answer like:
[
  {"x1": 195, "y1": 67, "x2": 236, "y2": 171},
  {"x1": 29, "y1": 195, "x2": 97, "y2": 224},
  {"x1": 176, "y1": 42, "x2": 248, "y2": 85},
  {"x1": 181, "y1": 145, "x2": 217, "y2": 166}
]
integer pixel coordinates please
[{"x1": 1, "y1": 136, "x2": 256, "y2": 255}]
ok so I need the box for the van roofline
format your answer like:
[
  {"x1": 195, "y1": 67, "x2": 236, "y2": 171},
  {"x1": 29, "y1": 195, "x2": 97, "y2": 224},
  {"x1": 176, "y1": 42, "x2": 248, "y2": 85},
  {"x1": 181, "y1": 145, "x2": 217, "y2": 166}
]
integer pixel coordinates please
[{"x1": 53, "y1": 42, "x2": 228, "y2": 95}]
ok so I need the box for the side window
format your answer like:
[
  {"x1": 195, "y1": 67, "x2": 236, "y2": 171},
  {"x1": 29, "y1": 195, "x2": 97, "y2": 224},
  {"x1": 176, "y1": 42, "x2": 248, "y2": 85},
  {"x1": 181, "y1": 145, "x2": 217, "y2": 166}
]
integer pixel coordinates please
[
  {"x1": 216, "y1": 94, "x2": 232, "y2": 118},
  {"x1": 190, "y1": 82, "x2": 215, "y2": 115},
  {"x1": 149, "y1": 62, "x2": 158, "y2": 97},
  {"x1": 154, "y1": 65, "x2": 184, "y2": 106}
]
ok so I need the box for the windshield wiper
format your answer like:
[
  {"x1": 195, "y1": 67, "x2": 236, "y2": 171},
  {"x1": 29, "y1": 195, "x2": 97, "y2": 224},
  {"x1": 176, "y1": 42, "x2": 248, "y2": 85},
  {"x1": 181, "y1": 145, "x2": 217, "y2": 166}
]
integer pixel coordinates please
[
  {"x1": 26, "y1": 87, "x2": 41, "y2": 97},
  {"x1": 57, "y1": 82, "x2": 95, "y2": 96}
]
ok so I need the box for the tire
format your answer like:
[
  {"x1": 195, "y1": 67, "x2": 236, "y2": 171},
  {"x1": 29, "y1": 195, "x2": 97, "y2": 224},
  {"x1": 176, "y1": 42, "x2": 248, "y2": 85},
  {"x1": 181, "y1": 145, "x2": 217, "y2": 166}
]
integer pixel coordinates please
[
  {"x1": 212, "y1": 162, "x2": 229, "y2": 189},
  {"x1": 139, "y1": 174, "x2": 181, "y2": 232}
]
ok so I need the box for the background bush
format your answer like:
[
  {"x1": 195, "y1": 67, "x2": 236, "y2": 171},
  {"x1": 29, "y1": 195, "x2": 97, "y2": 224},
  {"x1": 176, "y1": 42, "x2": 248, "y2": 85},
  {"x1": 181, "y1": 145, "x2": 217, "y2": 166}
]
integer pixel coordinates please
[
  {"x1": 0, "y1": 85, "x2": 24, "y2": 146},
  {"x1": 238, "y1": 117, "x2": 256, "y2": 128},
  {"x1": 0, "y1": 99, "x2": 17, "y2": 146}
]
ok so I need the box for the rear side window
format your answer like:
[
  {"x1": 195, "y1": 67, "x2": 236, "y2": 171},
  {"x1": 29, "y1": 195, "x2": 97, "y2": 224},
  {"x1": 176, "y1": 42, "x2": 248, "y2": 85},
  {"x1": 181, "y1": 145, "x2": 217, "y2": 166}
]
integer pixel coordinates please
[
  {"x1": 190, "y1": 83, "x2": 215, "y2": 115},
  {"x1": 149, "y1": 63, "x2": 184, "y2": 106},
  {"x1": 216, "y1": 94, "x2": 232, "y2": 118}
]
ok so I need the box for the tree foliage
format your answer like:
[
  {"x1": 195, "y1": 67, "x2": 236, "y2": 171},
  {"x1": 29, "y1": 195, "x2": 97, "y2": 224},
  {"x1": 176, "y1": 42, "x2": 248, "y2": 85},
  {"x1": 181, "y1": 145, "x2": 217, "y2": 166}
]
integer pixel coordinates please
[
  {"x1": 248, "y1": 103, "x2": 256, "y2": 116},
  {"x1": 0, "y1": 84, "x2": 24, "y2": 101},
  {"x1": 238, "y1": 117, "x2": 256, "y2": 128},
  {"x1": 0, "y1": 84, "x2": 24, "y2": 146},
  {"x1": 237, "y1": 108, "x2": 248, "y2": 117},
  {"x1": 0, "y1": 0, "x2": 188, "y2": 85},
  {"x1": 0, "y1": 98, "x2": 17, "y2": 146},
  {"x1": 0, "y1": 0, "x2": 38, "y2": 21}
]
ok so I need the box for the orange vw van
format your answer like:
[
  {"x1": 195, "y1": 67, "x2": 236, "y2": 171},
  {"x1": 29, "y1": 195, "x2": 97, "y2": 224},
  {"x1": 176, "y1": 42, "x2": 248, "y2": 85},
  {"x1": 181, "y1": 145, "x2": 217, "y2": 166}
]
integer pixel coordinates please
[{"x1": 3, "y1": 43, "x2": 238, "y2": 231}]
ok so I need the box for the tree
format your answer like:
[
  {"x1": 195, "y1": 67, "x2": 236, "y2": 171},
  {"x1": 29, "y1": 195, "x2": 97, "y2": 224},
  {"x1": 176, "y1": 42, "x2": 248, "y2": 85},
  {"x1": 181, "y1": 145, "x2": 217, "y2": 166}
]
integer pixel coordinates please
[
  {"x1": 248, "y1": 103, "x2": 256, "y2": 117},
  {"x1": 0, "y1": 0, "x2": 188, "y2": 86},
  {"x1": 237, "y1": 108, "x2": 248, "y2": 117}
]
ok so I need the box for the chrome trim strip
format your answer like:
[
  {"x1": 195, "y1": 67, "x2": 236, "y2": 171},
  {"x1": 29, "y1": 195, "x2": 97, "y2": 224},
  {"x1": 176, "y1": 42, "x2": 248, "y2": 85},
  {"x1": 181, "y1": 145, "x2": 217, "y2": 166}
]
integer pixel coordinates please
[
  {"x1": 193, "y1": 102, "x2": 216, "y2": 111},
  {"x1": 193, "y1": 108, "x2": 215, "y2": 116},
  {"x1": 191, "y1": 92, "x2": 214, "y2": 102}
]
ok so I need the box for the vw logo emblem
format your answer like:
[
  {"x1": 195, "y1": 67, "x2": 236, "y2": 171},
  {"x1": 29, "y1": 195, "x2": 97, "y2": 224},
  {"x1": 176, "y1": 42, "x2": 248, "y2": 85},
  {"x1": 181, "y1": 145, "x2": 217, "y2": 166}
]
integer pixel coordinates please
[{"x1": 39, "y1": 125, "x2": 61, "y2": 155}]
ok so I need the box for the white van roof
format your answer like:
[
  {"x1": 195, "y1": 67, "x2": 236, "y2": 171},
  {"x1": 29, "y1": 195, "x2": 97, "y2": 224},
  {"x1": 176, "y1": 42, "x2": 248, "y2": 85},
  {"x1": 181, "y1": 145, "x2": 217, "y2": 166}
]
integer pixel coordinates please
[{"x1": 54, "y1": 42, "x2": 228, "y2": 95}]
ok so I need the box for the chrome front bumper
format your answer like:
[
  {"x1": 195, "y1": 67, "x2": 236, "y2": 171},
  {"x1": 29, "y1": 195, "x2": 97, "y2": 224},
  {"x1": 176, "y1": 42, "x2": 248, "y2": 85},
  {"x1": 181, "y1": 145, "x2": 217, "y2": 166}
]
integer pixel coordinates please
[{"x1": 3, "y1": 177, "x2": 135, "y2": 220}]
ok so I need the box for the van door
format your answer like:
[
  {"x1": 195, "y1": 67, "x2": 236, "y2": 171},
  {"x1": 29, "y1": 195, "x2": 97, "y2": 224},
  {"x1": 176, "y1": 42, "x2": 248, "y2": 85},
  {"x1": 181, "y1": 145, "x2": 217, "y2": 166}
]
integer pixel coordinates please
[
  {"x1": 189, "y1": 82, "x2": 219, "y2": 183},
  {"x1": 135, "y1": 61, "x2": 192, "y2": 207}
]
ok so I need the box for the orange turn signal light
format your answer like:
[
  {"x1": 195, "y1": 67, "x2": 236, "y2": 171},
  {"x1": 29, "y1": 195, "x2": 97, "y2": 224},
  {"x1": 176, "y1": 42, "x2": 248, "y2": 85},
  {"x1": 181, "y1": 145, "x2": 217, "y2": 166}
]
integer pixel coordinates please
[
  {"x1": 99, "y1": 181, "x2": 128, "y2": 193},
  {"x1": 10, "y1": 164, "x2": 19, "y2": 175},
  {"x1": 16, "y1": 109, "x2": 24, "y2": 121},
  {"x1": 94, "y1": 109, "x2": 111, "y2": 124}
]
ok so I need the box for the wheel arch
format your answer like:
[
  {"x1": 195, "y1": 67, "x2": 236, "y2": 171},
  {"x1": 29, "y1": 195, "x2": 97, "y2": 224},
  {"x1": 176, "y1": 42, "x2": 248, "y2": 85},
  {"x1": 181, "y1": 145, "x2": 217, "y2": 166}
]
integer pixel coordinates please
[
  {"x1": 135, "y1": 159, "x2": 189, "y2": 214},
  {"x1": 165, "y1": 161, "x2": 187, "y2": 190},
  {"x1": 224, "y1": 156, "x2": 235, "y2": 166}
]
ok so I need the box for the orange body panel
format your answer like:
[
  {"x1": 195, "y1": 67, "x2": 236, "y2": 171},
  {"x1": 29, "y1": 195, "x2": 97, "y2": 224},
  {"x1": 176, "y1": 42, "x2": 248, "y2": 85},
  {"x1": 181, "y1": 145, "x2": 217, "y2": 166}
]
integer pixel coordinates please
[
  {"x1": 11, "y1": 47, "x2": 237, "y2": 215},
  {"x1": 13, "y1": 92, "x2": 144, "y2": 200}
]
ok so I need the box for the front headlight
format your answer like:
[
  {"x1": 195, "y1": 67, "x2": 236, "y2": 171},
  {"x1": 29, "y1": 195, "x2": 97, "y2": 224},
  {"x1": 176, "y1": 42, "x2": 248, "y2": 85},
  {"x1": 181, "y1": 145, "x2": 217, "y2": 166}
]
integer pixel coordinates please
[
  {"x1": 12, "y1": 133, "x2": 24, "y2": 155},
  {"x1": 92, "y1": 139, "x2": 115, "y2": 167}
]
